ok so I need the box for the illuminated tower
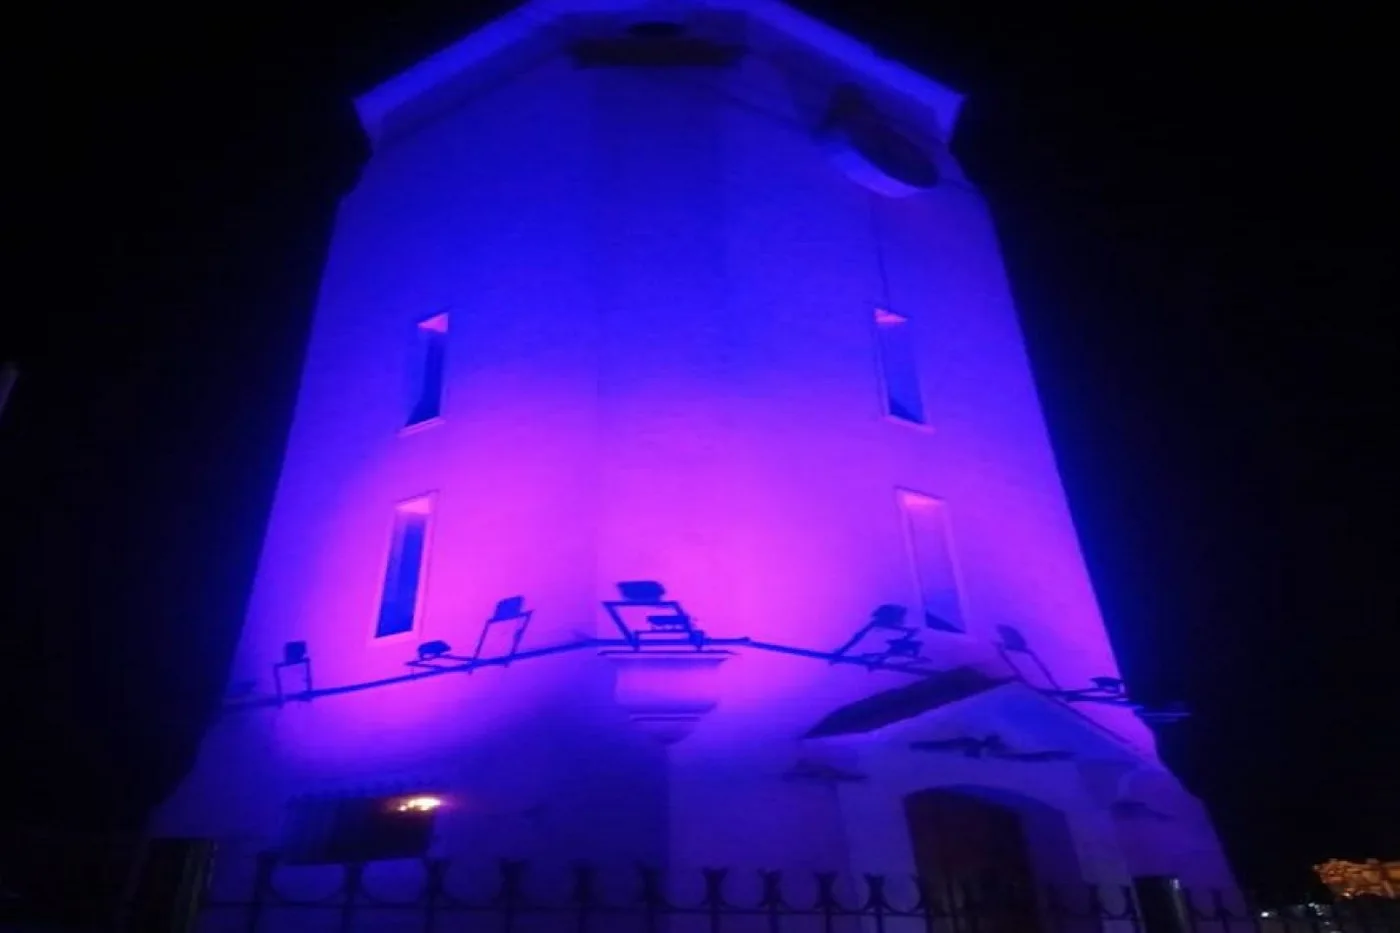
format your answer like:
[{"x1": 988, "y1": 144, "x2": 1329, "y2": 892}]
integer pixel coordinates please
[{"x1": 155, "y1": 0, "x2": 1233, "y2": 900}]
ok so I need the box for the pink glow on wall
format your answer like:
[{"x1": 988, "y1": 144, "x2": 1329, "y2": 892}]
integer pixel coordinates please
[{"x1": 210, "y1": 47, "x2": 1135, "y2": 745}]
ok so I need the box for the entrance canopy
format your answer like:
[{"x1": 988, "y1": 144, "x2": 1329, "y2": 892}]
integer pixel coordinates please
[{"x1": 804, "y1": 666, "x2": 1147, "y2": 766}]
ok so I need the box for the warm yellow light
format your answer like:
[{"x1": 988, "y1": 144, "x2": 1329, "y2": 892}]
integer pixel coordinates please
[
  {"x1": 1314, "y1": 859, "x2": 1400, "y2": 899},
  {"x1": 394, "y1": 795, "x2": 444, "y2": 813}
]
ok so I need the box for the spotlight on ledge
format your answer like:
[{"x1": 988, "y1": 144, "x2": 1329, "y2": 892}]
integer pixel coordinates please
[
  {"x1": 417, "y1": 640, "x2": 453, "y2": 662},
  {"x1": 1090, "y1": 676, "x2": 1125, "y2": 694}
]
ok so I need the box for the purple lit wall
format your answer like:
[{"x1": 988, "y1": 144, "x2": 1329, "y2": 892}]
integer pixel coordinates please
[{"x1": 155, "y1": 0, "x2": 1232, "y2": 893}]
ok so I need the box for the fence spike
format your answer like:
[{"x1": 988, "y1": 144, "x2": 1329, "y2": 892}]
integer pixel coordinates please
[
  {"x1": 864, "y1": 872, "x2": 890, "y2": 911},
  {"x1": 496, "y1": 858, "x2": 528, "y2": 909},
  {"x1": 812, "y1": 871, "x2": 841, "y2": 913},
  {"x1": 572, "y1": 860, "x2": 598, "y2": 907},
  {"x1": 702, "y1": 867, "x2": 729, "y2": 908},
  {"x1": 637, "y1": 864, "x2": 666, "y2": 907},
  {"x1": 760, "y1": 869, "x2": 785, "y2": 909}
]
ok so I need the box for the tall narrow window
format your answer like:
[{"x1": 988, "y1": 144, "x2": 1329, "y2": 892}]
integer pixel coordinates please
[
  {"x1": 898, "y1": 490, "x2": 963, "y2": 632},
  {"x1": 407, "y1": 313, "x2": 448, "y2": 427},
  {"x1": 375, "y1": 495, "x2": 434, "y2": 638},
  {"x1": 874, "y1": 307, "x2": 925, "y2": 425}
]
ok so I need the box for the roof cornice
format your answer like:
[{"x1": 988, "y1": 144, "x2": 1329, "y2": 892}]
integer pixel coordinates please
[{"x1": 354, "y1": 0, "x2": 963, "y2": 147}]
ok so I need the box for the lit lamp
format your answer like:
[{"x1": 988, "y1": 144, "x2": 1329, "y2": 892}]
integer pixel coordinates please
[
  {"x1": 600, "y1": 581, "x2": 729, "y2": 744},
  {"x1": 391, "y1": 795, "x2": 445, "y2": 814}
]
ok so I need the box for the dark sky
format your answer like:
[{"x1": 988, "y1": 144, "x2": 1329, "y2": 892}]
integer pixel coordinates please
[{"x1": 2, "y1": 1, "x2": 1392, "y2": 895}]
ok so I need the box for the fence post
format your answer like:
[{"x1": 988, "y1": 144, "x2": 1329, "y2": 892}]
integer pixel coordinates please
[
  {"x1": 913, "y1": 875, "x2": 938, "y2": 933},
  {"x1": 703, "y1": 868, "x2": 727, "y2": 933},
  {"x1": 1118, "y1": 884, "x2": 1145, "y2": 933},
  {"x1": 639, "y1": 865, "x2": 665, "y2": 933},
  {"x1": 422, "y1": 858, "x2": 447, "y2": 933},
  {"x1": 761, "y1": 870, "x2": 784, "y2": 933},
  {"x1": 340, "y1": 862, "x2": 364, "y2": 933},
  {"x1": 1132, "y1": 877, "x2": 1191, "y2": 933},
  {"x1": 499, "y1": 859, "x2": 526, "y2": 933},
  {"x1": 815, "y1": 871, "x2": 839, "y2": 933},
  {"x1": 245, "y1": 852, "x2": 275, "y2": 933},
  {"x1": 866, "y1": 874, "x2": 888, "y2": 933},
  {"x1": 572, "y1": 861, "x2": 597, "y2": 933}
]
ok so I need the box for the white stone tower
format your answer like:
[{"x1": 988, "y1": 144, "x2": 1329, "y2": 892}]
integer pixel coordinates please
[{"x1": 155, "y1": 0, "x2": 1233, "y2": 903}]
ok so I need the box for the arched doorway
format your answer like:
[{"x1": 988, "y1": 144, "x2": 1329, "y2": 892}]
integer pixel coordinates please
[{"x1": 904, "y1": 788, "x2": 1086, "y2": 933}]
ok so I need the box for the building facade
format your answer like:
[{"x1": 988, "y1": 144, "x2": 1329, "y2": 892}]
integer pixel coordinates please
[{"x1": 155, "y1": 0, "x2": 1234, "y2": 910}]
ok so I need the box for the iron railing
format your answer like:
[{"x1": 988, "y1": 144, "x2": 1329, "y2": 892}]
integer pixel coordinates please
[
  {"x1": 166, "y1": 854, "x2": 1400, "y2": 933},
  {"x1": 7, "y1": 842, "x2": 1400, "y2": 933}
]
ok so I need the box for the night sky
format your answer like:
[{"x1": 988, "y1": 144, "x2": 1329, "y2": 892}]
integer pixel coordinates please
[{"x1": 2, "y1": 1, "x2": 1392, "y2": 895}]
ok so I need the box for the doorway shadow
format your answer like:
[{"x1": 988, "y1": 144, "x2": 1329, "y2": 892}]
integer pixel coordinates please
[{"x1": 904, "y1": 786, "x2": 1099, "y2": 933}]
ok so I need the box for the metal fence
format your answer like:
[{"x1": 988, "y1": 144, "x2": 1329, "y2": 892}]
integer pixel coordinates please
[
  {"x1": 137, "y1": 854, "x2": 1400, "y2": 933},
  {"x1": 6, "y1": 840, "x2": 1400, "y2": 933}
]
